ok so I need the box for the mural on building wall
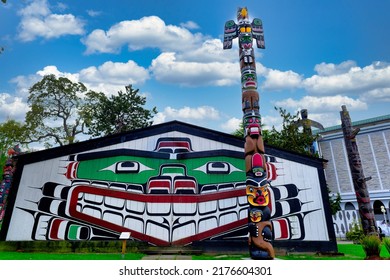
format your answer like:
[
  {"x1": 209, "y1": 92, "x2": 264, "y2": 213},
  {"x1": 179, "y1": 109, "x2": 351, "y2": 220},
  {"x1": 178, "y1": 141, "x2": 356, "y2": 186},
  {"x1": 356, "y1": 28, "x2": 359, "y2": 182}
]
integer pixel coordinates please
[
  {"x1": 224, "y1": 7, "x2": 275, "y2": 259},
  {"x1": 1, "y1": 122, "x2": 332, "y2": 250}
]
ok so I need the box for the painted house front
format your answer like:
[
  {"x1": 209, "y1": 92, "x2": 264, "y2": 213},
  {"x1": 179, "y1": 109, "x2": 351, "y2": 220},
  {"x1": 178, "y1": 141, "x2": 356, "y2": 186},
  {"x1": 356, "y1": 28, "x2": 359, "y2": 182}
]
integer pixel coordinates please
[{"x1": 0, "y1": 121, "x2": 336, "y2": 252}]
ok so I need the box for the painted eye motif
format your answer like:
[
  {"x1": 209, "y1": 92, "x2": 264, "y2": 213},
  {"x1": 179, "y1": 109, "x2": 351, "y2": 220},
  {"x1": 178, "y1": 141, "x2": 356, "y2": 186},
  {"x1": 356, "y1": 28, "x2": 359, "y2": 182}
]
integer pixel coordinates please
[
  {"x1": 194, "y1": 162, "x2": 243, "y2": 175},
  {"x1": 100, "y1": 161, "x2": 153, "y2": 174}
]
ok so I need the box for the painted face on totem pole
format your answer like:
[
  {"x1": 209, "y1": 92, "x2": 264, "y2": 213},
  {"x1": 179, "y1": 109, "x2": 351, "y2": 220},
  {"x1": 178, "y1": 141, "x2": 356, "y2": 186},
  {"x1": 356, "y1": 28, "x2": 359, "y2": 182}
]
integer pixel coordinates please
[
  {"x1": 251, "y1": 153, "x2": 267, "y2": 177},
  {"x1": 246, "y1": 179, "x2": 270, "y2": 206},
  {"x1": 249, "y1": 208, "x2": 263, "y2": 223},
  {"x1": 241, "y1": 69, "x2": 257, "y2": 90},
  {"x1": 239, "y1": 34, "x2": 253, "y2": 49},
  {"x1": 243, "y1": 114, "x2": 261, "y2": 136}
]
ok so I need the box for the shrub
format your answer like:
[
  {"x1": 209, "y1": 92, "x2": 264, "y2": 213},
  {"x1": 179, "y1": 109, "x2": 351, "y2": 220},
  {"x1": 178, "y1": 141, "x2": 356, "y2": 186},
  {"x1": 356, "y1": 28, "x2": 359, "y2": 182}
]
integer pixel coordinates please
[
  {"x1": 361, "y1": 235, "x2": 381, "y2": 259},
  {"x1": 345, "y1": 221, "x2": 364, "y2": 243},
  {"x1": 382, "y1": 237, "x2": 390, "y2": 255}
]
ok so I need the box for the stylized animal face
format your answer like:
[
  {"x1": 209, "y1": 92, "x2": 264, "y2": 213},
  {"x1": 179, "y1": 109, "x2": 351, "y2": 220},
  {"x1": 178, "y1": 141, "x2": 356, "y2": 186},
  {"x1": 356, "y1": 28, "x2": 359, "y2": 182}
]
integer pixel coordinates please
[
  {"x1": 246, "y1": 179, "x2": 270, "y2": 206},
  {"x1": 249, "y1": 208, "x2": 263, "y2": 223}
]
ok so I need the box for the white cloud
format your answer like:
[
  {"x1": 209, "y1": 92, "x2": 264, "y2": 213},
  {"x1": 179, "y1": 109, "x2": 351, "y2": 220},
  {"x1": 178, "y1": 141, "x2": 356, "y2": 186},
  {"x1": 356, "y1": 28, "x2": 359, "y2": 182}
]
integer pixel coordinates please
[
  {"x1": 303, "y1": 61, "x2": 390, "y2": 95},
  {"x1": 261, "y1": 61, "x2": 390, "y2": 107},
  {"x1": 0, "y1": 93, "x2": 29, "y2": 121},
  {"x1": 262, "y1": 69, "x2": 303, "y2": 90},
  {"x1": 221, "y1": 117, "x2": 241, "y2": 133},
  {"x1": 86, "y1": 10, "x2": 102, "y2": 17},
  {"x1": 275, "y1": 95, "x2": 367, "y2": 112},
  {"x1": 18, "y1": 0, "x2": 50, "y2": 17},
  {"x1": 79, "y1": 60, "x2": 149, "y2": 87},
  {"x1": 180, "y1": 21, "x2": 200, "y2": 30},
  {"x1": 17, "y1": 0, "x2": 85, "y2": 42},
  {"x1": 150, "y1": 52, "x2": 239, "y2": 87},
  {"x1": 153, "y1": 106, "x2": 220, "y2": 125},
  {"x1": 314, "y1": 60, "x2": 357, "y2": 76},
  {"x1": 36, "y1": 65, "x2": 80, "y2": 82},
  {"x1": 83, "y1": 16, "x2": 206, "y2": 54},
  {"x1": 361, "y1": 88, "x2": 390, "y2": 103}
]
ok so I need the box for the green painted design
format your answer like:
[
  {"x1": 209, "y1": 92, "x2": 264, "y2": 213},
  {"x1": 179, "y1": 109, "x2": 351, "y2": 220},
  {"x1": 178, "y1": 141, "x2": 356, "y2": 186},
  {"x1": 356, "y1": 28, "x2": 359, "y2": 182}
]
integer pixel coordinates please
[
  {"x1": 68, "y1": 225, "x2": 80, "y2": 240},
  {"x1": 75, "y1": 155, "x2": 245, "y2": 185}
]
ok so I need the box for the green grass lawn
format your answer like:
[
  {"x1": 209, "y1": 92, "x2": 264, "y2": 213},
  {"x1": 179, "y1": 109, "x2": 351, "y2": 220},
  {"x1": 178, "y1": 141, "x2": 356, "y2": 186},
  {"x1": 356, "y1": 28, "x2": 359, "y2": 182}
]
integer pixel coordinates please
[{"x1": 0, "y1": 243, "x2": 389, "y2": 260}]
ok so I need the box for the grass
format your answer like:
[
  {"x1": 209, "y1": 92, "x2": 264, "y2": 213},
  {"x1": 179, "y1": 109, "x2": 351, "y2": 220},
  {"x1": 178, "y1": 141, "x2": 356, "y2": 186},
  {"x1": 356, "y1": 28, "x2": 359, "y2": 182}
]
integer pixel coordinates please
[
  {"x1": 0, "y1": 251, "x2": 145, "y2": 260},
  {"x1": 0, "y1": 243, "x2": 389, "y2": 260}
]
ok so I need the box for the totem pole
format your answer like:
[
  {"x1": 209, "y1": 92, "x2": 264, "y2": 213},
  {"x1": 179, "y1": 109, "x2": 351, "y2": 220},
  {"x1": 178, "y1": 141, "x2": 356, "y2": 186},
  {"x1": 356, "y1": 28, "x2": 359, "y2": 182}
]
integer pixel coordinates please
[
  {"x1": 340, "y1": 105, "x2": 377, "y2": 236},
  {"x1": 294, "y1": 109, "x2": 324, "y2": 156},
  {"x1": 224, "y1": 7, "x2": 274, "y2": 259}
]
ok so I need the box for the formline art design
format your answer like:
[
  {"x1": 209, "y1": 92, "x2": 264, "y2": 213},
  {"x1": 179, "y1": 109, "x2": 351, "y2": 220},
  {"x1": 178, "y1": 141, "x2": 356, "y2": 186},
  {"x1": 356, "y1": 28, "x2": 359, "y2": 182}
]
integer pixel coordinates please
[{"x1": 224, "y1": 7, "x2": 274, "y2": 259}]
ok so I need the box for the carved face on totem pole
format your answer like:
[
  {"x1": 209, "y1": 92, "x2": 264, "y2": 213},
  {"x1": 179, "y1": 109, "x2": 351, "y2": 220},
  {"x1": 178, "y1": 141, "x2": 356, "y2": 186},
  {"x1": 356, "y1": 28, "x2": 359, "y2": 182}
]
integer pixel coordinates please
[
  {"x1": 239, "y1": 33, "x2": 253, "y2": 49},
  {"x1": 246, "y1": 178, "x2": 270, "y2": 206},
  {"x1": 243, "y1": 113, "x2": 261, "y2": 137},
  {"x1": 241, "y1": 68, "x2": 258, "y2": 90}
]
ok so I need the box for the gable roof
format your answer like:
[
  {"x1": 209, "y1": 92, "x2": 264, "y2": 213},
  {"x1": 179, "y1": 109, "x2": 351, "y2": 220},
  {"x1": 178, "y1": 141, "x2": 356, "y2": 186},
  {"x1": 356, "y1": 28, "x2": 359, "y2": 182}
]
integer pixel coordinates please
[{"x1": 15, "y1": 120, "x2": 325, "y2": 168}]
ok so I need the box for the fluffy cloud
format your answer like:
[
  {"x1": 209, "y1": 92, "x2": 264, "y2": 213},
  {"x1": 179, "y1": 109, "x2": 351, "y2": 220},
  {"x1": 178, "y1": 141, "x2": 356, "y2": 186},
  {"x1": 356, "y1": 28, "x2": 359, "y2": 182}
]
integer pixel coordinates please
[
  {"x1": 83, "y1": 16, "x2": 206, "y2": 54},
  {"x1": 0, "y1": 93, "x2": 29, "y2": 121},
  {"x1": 275, "y1": 95, "x2": 367, "y2": 112},
  {"x1": 150, "y1": 52, "x2": 239, "y2": 87},
  {"x1": 79, "y1": 60, "x2": 150, "y2": 87},
  {"x1": 153, "y1": 106, "x2": 220, "y2": 125},
  {"x1": 262, "y1": 69, "x2": 303, "y2": 90},
  {"x1": 221, "y1": 117, "x2": 241, "y2": 133},
  {"x1": 262, "y1": 61, "x2": 390, "y2": 105},
  {"x1": 17, "y1": 0, "x2": 85, "y2": 41},
  {"x1": 303, "y1": 61, "x2": 390, "y2": 96}
]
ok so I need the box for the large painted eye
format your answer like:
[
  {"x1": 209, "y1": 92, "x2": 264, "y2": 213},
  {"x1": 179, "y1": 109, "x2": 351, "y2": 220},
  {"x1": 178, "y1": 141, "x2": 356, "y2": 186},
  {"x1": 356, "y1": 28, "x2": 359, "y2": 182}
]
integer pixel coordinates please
[
  {"x1": 194, "y1": 162, "x2": 242, "y2": 174},
  {"x1": 100, "y1": 161, "x2": 153, "y2": 174}
]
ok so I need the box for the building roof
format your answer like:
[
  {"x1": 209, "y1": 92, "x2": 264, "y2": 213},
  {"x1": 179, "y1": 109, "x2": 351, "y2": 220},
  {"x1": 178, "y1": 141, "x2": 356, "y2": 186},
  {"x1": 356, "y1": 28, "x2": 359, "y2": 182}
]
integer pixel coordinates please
[{"x1": 314, "y1": 114, "x2": 390, "y2": 135}]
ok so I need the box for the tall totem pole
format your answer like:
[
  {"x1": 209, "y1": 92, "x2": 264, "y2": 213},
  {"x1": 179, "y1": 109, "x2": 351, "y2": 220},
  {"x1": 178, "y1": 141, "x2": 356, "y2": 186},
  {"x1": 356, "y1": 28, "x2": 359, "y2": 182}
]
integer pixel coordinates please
[
  {"x1": 340, "y1": 105, "x2": 377, "y2": 236},
  {"x1": 224, "y1": 7, "x2": 275, "y2": 259}
]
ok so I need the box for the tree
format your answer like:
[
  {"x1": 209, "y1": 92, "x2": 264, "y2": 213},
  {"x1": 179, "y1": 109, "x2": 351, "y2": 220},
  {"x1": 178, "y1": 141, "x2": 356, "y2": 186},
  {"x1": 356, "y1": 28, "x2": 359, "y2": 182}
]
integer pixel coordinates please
[
  {"x1": 263, "y1": 107, "x2": 318, "y2": 156},
  {"x1": 83, "y1": 85, "x2": 157, "y2": 137},
  {"x1": 232, "y1": 107, "x2": 317, "y2": 156},
  {"x1": 25, "y1": 74, "x2": 96, "y2": 147},
  {"x1": 0, "y1": 119, "x2": 27, "y2": 176}
]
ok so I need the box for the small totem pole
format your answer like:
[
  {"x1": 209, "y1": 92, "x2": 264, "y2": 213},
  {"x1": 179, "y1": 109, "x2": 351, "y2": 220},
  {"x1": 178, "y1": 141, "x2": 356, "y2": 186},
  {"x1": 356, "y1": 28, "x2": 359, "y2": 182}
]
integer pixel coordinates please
[
  {"x1": 224, "y1": 7, "x2": 274, "y2": 259},
  {"x1": 294, "y1": 109, "x2": 324, "y2": 156},
  {"x1": 340, "y1": 105, "x2": 377, "y2": 236}
]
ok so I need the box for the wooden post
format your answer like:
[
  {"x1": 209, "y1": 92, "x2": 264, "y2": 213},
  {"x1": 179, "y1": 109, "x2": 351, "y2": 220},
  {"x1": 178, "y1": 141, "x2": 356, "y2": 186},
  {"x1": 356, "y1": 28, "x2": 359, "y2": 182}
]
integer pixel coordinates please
[{"x1": 119, "y1": 232, "x2": 131, "y2": 259}]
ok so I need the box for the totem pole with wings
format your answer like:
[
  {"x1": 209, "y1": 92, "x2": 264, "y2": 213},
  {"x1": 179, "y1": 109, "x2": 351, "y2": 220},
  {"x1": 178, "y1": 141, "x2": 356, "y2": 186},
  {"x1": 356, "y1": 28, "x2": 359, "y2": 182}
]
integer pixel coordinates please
[{"x1": 224, "y1": 7, "x2": 274, "y2": 259}]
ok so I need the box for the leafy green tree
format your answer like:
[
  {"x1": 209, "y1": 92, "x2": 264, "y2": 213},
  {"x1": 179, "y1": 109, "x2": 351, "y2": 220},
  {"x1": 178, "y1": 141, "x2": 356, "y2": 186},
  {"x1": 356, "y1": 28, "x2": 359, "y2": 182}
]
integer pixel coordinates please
[
  {"x1": 232, "y1": 107, "x2": 317, "y2": 156},
  {"x1": 83, "y1": 85, "x2": 157, "y2": 137},
  {"x1": 25, "y1": 74, "x2": 96, "y2": 147},
  {"x1": 0, "y1": 119, "x2": 27, "y2": 176},
  {"x1": 263, "y1": 107, "x2": 318, "y2": 156}
]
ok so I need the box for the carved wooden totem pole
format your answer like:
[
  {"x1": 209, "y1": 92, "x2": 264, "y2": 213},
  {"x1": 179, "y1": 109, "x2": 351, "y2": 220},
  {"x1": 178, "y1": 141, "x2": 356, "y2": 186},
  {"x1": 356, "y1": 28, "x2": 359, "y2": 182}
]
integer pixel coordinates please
[
  {"x1": 294, "y1": 109, "x2": 324, "y2": 156},
  {"x1": 340, "y1": 105, "x2": 377, "y2": 236},
  {"x1": 224, "y1": 7, "x2": 274, "y2": 259}
]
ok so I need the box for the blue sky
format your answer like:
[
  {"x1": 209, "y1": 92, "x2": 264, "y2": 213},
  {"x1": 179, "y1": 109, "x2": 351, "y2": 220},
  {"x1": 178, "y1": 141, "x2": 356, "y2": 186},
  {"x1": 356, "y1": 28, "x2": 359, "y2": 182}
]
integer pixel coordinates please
[{"x1": 0, "y1": 0, "x2": 389, "y2": 137}]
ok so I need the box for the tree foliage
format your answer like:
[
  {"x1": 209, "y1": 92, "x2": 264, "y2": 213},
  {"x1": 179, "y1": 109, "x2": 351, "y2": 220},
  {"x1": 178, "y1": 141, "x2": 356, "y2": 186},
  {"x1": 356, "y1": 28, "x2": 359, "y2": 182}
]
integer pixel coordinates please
[
  {"x1": 263, "y1": 107, "x2": 318, "y2": 156},
  {"x1": 0, "y1": 119, "x2": 26, "y2": 153},
  {"x1": 83, "y1": 85, "x2": 157, "y2": 137},
  {"x1": 25, "y1": 74, "x2": 95, "y2": 147},
  {"x1": 0, "y1": 119, "x2": 27, "y2": 176},
  {"x1": 232, "y1": 107, "x2": 317, "y2": 156}
]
